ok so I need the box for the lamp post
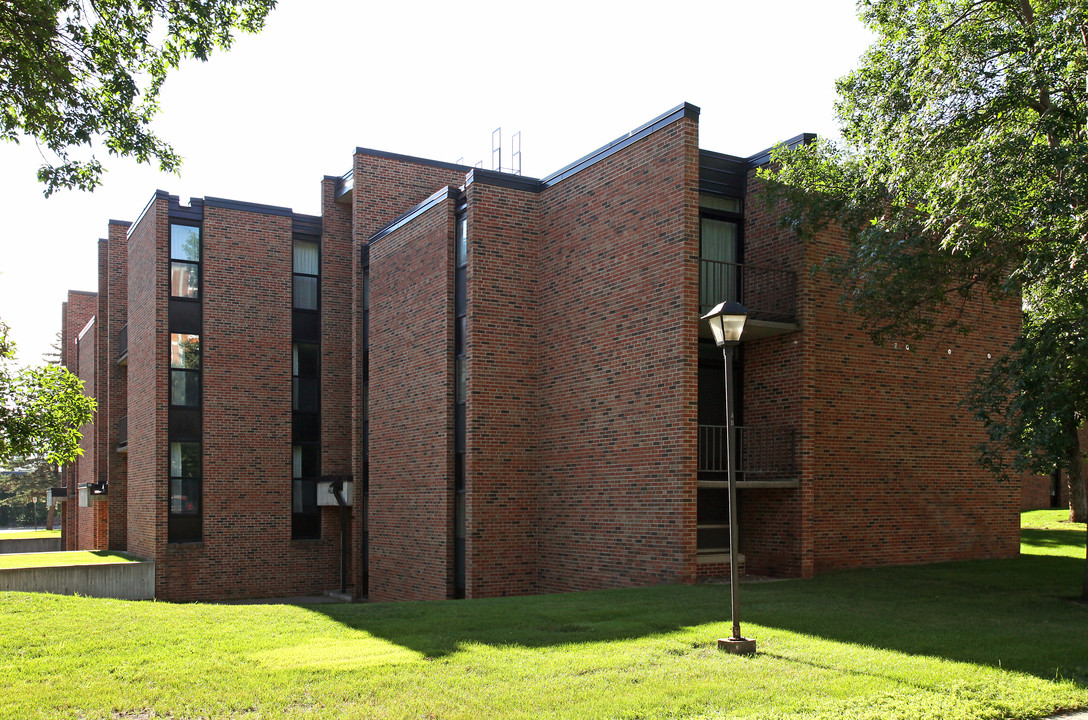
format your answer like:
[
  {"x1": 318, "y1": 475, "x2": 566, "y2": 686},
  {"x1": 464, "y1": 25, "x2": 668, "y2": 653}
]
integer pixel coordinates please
[{"x1": 701, "y1": 300, "x2": 756, "y2": 655}]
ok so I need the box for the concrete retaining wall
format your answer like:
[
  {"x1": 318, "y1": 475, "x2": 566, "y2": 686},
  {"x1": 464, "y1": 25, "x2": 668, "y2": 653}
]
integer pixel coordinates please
[
  {"x1": 0, "y1": 560, "x2": 155, "y2": 600},
  {"x1": 0, "y1": 538, "x2": 62, "y2": 554}
]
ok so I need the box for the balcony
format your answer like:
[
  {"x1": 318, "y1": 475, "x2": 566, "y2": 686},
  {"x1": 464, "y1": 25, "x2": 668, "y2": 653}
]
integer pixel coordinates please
[
  {"x1": 117, "y1": 415, "x2": 127, "y2": 453},
  {"x1": 118, "y1": 324, "x2": 128, "y2": 365},
  {"x1": 699, "y1": 260, "x2": 798, "y2": 339},
  {"x1": 697, "y1": 424, "x2": 798, "y2": 487}
]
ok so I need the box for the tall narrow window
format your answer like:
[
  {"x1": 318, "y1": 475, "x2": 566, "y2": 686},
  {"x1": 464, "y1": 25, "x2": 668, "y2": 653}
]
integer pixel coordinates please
[
  {"x1": 453, "y1": 211, "x2": 467, "y2": 598},
  {"x1": 293, "y1": 239, "x2": 319, "y2": 310},
  {"x1": 699, "y1": 198, "x2": 741, "y2": 312},
  {"x1": 169, "y1": 442, "x2": 201, "y2": 515},
  {"x1": 170, "y1": 225, "x2": 201, "y2": 299},
  {"x1": 292, "y1": 343, "x2": 319, "y2": 413},
  {"x1": 170, "y1": 333, "x2": 201, "y2": 407},
  {"x1": 292, "y1": 444, "x2": 320, "y2": 539}
]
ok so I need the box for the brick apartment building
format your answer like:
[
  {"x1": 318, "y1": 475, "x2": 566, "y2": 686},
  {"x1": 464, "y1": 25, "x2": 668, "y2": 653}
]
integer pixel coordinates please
[{"x1": 57, "y1": 103, "x2": 1022, "y2": 602}]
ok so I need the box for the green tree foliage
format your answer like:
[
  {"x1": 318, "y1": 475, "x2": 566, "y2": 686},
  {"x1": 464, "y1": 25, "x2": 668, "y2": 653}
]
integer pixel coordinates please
[
  {"x1": 0, "y1": 457, "x2": 59, "y2": 527},
  {"x1": 0, "y1": 0, "x2": 277, "y2": 195},
  {"x1": 0, "y1": 321, "x2": 95, "y2": 466},
  {"x1": 760, "y1": 0, "x2": 1088, "y2": 599}
]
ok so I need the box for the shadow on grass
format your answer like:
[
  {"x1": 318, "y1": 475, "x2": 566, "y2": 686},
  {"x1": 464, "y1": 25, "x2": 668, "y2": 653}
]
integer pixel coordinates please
[
  {"x1": 1023, "y1": 528, "x2": 1087, "y2": 550},
  {"x1": 300, "y1": 552, "x2": 1088, "y2": 685}
]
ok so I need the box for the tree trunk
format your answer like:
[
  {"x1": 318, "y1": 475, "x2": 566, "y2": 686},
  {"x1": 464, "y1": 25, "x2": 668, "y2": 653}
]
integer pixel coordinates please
[{"x1": 1070, "y1": 425, "x2": 1088, "y2": 523}]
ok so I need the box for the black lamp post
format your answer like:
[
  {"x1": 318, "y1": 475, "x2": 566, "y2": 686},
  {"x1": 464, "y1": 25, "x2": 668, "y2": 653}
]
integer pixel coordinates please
[{"x1": 701, "y1": 300, "x2": 756, "y2": 655}]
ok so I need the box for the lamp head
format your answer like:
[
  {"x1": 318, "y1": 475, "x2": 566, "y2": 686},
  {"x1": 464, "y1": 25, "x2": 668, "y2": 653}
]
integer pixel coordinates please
[{"x1": 701, "y1": 301, "x2": 749, "y2": 347}]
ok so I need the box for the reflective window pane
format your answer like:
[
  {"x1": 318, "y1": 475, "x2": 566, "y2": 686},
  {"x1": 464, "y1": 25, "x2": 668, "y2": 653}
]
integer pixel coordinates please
[
  {"x1": 170, "y1": 334, "x2": 201, "y2": 369},
  {"x1": 170, "y1": 225, "x2": 201, "y2": 261},
  {"x1": 169, "y1": 442, "x2": 201, "y2": 478},
  {"x1": 171, "y1": 262, "x2": 199, "y2": 299},
  {"x1": 293, "y1": 276, "x2": 318, "y2": 310},
  {"x1": 170, "y1": 369, "x2": 200, "y2": 406},
  {"x1": 456, "y1": 216, "x2": 467, "y2": 267},
  {"x1": 170, "y1": 478, "x2": 201, "y2": 514},
  {"x1": 456, "y1": 357, "x2": 466, "y2": 404}
]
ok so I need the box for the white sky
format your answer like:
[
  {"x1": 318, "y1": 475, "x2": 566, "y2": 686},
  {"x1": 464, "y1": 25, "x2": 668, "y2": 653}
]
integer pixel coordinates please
[{"x1": 0, "y1": 0, "x2": 873, "y2": 366}]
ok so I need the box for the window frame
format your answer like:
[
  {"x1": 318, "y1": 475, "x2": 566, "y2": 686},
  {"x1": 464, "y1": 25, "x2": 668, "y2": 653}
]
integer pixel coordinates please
[{"x1": 169, "y1": 223, "x2": 203, "y2": 301}]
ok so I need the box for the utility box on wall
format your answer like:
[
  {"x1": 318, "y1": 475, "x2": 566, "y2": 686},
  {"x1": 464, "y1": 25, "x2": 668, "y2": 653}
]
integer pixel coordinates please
[{"x1": 316, "y1": 480, "x2": 353, "y2": 507}]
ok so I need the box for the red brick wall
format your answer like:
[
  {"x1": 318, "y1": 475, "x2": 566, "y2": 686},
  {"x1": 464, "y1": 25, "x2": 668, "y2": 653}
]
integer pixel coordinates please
[
  {"x1": 368, "y1": 194, "x2": 456, "y2": 601},
  {"x1": 463, "y1": 181, "x2": 541, "y2": 597},
  {"x1": 739, "y1": 185, "x2": 807, "y2": 576},
  {"x1": 125, "y1": 196, "x2": 170, "y2": 572},
  {"x1": 798, "y1": 216, "x2": 1019, "y2": 575},
  {"x1": 159, "y1": 204, "x2": 341, "y2": 601},
  {"x1": 106, "y1": 221, "x2": 129, "y2": 550},
  {"x1": 532, "y1": 114, "x2": 701, "y2": 592},
  {"x1": 75, "y1": 314, "x2": 97, "y2": 550},
  {"x1": 60, "y1": 291, "x2": 97, "y2": 551},
  {"x1": 320, "y1": 180, "x2": 355, "y2": 579},
  {"x1": 349, "y1": 154, "x2": 468, "y2": 599}
]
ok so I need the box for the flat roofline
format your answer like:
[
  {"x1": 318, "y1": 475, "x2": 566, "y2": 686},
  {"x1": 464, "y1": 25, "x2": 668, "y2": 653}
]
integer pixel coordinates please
[
  {"x1": 369, "y1": 186, "x2": 459, "y2": 245},
  {"x1": 354, "y1": 148, "x2": 476, "y2": 174}
]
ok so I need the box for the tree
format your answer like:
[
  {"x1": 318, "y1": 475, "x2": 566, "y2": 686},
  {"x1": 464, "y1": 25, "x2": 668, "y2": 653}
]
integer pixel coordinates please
[
  {"x1": 1, "y1": 0, "x2": 277, "y2": 195},
  {"x1": 760, "y1": 0, "x2": 1088, "y2": 600},
  {"x1": 0, "y1": 457, "x2": 60, "y2": 528},
  {"x1": 0, "y1": 320, "x2": 96, "y2": 466}
]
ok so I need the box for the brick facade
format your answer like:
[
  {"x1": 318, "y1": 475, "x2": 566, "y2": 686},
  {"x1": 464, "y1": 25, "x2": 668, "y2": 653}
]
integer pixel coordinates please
[{"x1": 57, "y1": 103, "x2": 1021, "y2": 602}]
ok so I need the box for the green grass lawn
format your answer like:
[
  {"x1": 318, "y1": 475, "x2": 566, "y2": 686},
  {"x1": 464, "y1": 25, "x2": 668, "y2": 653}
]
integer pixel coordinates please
[
  {"x1": 0, "y1": 516, "x2": 1085, "y2": 720},
  {"x1": 0, "y1": 551, "x2": 138, "y2": 570},
  {"x1": 0, "y1": 528, "x2": 61, "y2": 540}
]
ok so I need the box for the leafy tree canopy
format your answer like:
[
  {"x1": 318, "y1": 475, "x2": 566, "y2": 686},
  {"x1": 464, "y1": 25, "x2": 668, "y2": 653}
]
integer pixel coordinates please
[
  {"x1": 0, "y1": 0, "x2": 277, "y2": 195},
  {"x1": 760, "y1": 0, "x2": 1088, "y2": 597},
  {"x1": 0, "y1": 321, "x2": 96, "y2": 465}
]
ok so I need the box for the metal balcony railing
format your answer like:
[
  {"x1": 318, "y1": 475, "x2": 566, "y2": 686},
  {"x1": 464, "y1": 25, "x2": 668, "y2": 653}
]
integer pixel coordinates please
[
  {"x1": 698, "y1": 424, "x2": 797, "y2": 479},
  {"x1": 699, "y1": 260, "x2": 797, "y2": 323}
]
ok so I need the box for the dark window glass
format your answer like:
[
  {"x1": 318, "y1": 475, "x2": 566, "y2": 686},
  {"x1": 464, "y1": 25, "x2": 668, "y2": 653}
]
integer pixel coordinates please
[
  {"x1": 455, "y1": 316, "x2": 466, "y2": 356},
  {"x1": 171, "y1": 369, "x2": 201, "y2": 407},
  {"x1": 292, "y1": 445, "x2": 320, "y2": 540},
  {"x1": 293, "y1": 343, "x2": 319, "y2": 377},
  {"x1": 455, "y1": 357, "x2": 466, "y2": 404},
  {"x1": 170, "y1": 225, "x2": 201, "y2": 262},
  {"x1": 171, "y1": 262, "x2": 199, "y2": 299},
  {"x1": 455, "y1": 267, "x2": 466, "y2": 315},
  {"x1": 293, "y1": 378, "x2": 319, "y2": 412}
]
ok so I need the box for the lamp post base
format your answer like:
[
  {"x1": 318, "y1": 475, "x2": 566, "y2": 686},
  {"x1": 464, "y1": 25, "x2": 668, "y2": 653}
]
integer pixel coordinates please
[{"x1": 717, "y1": 637, "x2": 757, "y2": 655}]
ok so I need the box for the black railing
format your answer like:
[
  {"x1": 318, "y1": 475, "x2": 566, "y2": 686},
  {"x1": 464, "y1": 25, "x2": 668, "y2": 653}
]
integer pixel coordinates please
[
  {"x1": 118, "y1": 415, "x2": 127, "y2": 449},
  {"x1": 699, "y1": 260, "x2": 797, "y2": 322},
  {"x1": 118, "y1": 324, "x2": 128, "y2": 360},
  {"x1": 698, "y1": 425, "x2": 797, "y2": 478}
]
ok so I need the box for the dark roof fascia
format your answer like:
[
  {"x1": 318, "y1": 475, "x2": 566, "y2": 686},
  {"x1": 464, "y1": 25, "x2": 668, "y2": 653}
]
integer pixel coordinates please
[
  {"x1": 203, "y1": 196, "x2": 294, "y2": 218},
  {"x1": 128, "y1": 190, "x2": 171, "y2": 237},
  {"x1": 540, "y1": 102, "x2": 701, "y2": 188},
  {"x1": 354, "y1": 147, "x2": 475, "y2": 174},
  {"x1": 67, "y1": 289, "x2": 98, "y2": 297},
  {"x1": 700, "y1": 148, "x2": 748, "y2": 165},
  {"x1": 745, "y1": 133, "x2": 816, "y2": 168},
  {"x1": 466, "y1": 168, "x2": 544, "y2": 193},
  {"x1": 369, "y1": 185, "x2": 460, "y2": 245},
  {"x1": 169, "y1": 195, "x2": 204, "y2": 224},
  {"x1": 292, "y1": 214, "x2": 322, "y2": 237},
  {"x1": 108, "y1": 219, "x2": 132, "y2": 228}
]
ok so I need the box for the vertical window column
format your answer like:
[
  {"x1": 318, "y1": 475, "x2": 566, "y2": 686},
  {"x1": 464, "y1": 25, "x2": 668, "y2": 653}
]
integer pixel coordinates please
[
  {"x1": 168, "y1": 223, "x2": 202, "y2": 543},
  {"x1": 292, "y1": 236, "x2": 321, "y2": 540},
  {"x1": 453, "y1": 213, "x2": 467, "y2": 598}
]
